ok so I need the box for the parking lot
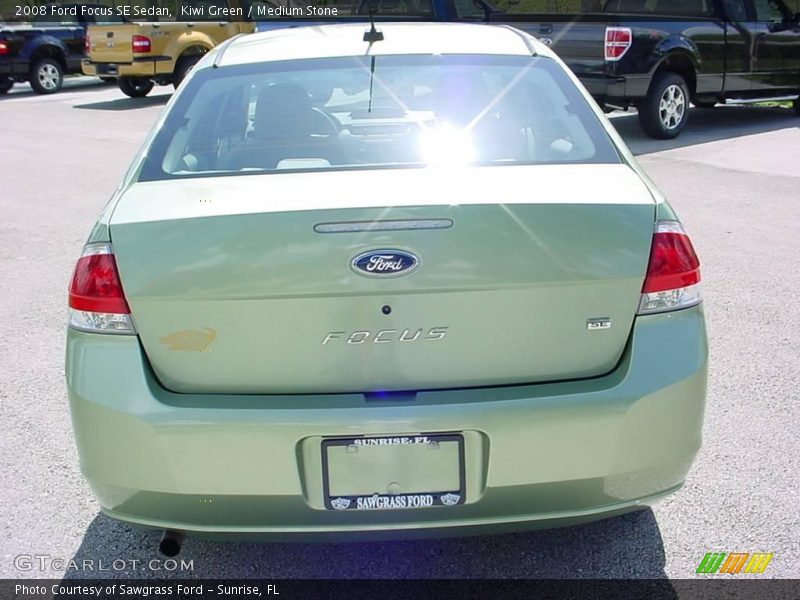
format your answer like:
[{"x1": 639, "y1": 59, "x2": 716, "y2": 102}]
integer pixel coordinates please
[{"x1": 1, "y1": 77, "x2": 798, "y2": 579}]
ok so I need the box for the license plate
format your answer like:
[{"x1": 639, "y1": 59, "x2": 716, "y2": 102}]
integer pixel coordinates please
[{"x1": 321, "y1": 433, "x2": 465, "y2": 511}]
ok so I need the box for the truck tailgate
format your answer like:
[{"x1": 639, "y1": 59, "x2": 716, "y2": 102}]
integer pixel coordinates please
[{"x1": 86, "y1": 23, "x2": 141, "y2": 63}]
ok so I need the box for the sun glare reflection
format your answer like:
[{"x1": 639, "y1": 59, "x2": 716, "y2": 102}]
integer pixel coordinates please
[{"x1": 419, "y1": 124, "x2": 476, "y2": 167}]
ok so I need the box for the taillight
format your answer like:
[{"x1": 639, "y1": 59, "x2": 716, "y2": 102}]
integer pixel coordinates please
[
  {"x1": 0, "y1": 40, "x2": 9, "y2": 56},
  {"x1": 638, "y1": 221, "x2": 701, "y2": 314},
  {"x1": 132, "y1": 35, "x2": 151, "y2": 54},
  {"x1": 84, "y1": 34, "x2": 90, "y2": 54},
  {"x1": 68, "y1": 243, "x2": 135, "y2": 334},
  {"x1": 605, "y1": 27, "x2": 632, "y2": 62}
]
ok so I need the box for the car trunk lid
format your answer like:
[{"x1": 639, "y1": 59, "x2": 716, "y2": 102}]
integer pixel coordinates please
[{"x1": 110, "y1": 164, "x2": 655, "y2": 394}]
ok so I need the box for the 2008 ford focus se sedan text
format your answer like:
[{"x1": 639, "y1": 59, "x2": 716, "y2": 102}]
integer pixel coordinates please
[{"x1": 65, "y1": 22, "x2": 707, "y2": 551}]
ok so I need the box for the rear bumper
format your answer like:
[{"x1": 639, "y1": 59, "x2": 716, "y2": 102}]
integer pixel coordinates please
[
  {"x1": 66, "y1": 305, "x2": 707, "y2": 537},
  {"x1": 575, "y1": 73, "x2": 626, "y2": 103},
  {"x1": 81, "y1": 57, "x2": 172, "y2": 79},
  {"x1": 0, "y1": 57, "x2": 29, "y2": 78},
  {"x1": 575, "y1": 73, "x2": 650, "y2": 105}
]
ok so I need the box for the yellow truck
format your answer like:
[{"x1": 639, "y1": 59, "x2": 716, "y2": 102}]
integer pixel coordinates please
[{"x1": 82, "y1": 0, "x2": 254, "y2": 97}]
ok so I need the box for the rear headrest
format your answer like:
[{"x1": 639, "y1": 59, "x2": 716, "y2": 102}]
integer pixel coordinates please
[
  {"x1": 434, "y1": 73, "x2": 491, "y2": 125},
  {"x1": 254, "y1": 83, "x2": 314, "y2": 140}
]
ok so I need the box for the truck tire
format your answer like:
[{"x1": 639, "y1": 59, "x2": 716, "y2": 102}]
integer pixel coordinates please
[
  {"x1": 173, "y1": 55, "x2": 201, "y2": 89},
  {"x1": 639, "y1": 72, "x2": 690, "y2": 139},
  {"x1": 29, "y1": 58, "x2": 63, "y2": 94},
  {"x1": 0, "y1": 76, "x2": 13, "y2": 94},
  {"x1": 119, "y1": 77, "x2": 154, "y2": 98}
]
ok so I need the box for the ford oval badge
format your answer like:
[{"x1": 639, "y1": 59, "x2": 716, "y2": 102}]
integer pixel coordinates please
[{"x1": 352, "y1": 250, "x2": 419, "y2": 277}]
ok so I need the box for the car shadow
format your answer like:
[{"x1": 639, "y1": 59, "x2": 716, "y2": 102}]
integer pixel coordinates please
[
  {"x1": 74, "y1": 93, "x2": 171, "y2": 111},
  {"x1": 612, "y1": 104, "x2": 799, "y2": 156},
  {"x1": 62, "y1": 509, "x2": 675, "y2": 587}
]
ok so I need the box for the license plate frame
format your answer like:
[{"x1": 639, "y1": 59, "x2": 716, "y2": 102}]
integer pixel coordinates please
[{"x1": 321, "y1": 433, "x2": 466, "y2": 511}]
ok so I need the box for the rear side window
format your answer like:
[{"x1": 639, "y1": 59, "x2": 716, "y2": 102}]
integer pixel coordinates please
[
  {"x1": 605, "y1": 0, "x2": 712, "y2": 15},
  {"x1": 485, "y1": 0, "x2": 598, "y2": 15},
  {"x1": 486, "y1": 0, "x2": 711, "y2": 16},
  {"x1": 139, "y1": 54, "x2": 620, "y2": 182},
  {"x1": 722, "y1": 0, "x2": 748, "y2": 21},
  {"x1": 356, "y1": 0, "x2": 434, "y2": 16},
  {"x1": 752, "y1": 0, "x2": 791, "y2": 21}
]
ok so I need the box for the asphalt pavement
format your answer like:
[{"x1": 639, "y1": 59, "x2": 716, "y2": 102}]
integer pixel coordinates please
[{"x1": 1, "y1": 77, "x2": 798, "y2": 580}]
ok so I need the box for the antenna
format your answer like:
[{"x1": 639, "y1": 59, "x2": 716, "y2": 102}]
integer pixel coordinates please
[
  {"x1": 363, "y1": 2, "x2": 384, "y2": 43},
  {"x1": 368, "y1": 55, "x2": 376, "y2": 113}
]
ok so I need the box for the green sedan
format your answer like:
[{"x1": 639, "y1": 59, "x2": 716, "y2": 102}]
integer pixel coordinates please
[{"x1": 66, "y1": 22, "x2": 707, "y2": 555}]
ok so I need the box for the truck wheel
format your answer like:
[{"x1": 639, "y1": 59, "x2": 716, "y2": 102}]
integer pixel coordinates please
[
  {"x1": 0, "y1": 76, "x2": 13, "y2": 94},
  {"x1": 639, "y1": 72, "x2": 690, "y2": 139},
  {"x1": 173, "y1": 55, "x2": 201, "y2": 89},
  {"x1": 119, "y1": 77, "x2": 154, "y2": 98},
  {"x1": 29, "y1": 58, "x2": 63, "y2": 94}
]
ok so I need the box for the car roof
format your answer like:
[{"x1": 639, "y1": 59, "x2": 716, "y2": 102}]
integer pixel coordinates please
[{"x1": 217, "y1": 23, "x2": 553, "y2": 68}]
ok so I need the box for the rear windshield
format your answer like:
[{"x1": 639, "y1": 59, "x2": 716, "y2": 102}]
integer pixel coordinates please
[{"x1": 138, "y1": 54, "x2": 620, "y2": 182}]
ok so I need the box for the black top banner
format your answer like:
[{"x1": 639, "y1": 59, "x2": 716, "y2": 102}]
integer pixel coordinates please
[{"x1": 3, "y1": 0, "x2": 800, "y2": 24}]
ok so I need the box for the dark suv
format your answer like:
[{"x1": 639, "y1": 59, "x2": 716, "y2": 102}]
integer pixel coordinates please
[{"x1": 0, "y1": 3, "x2": 127, "y2": 94}]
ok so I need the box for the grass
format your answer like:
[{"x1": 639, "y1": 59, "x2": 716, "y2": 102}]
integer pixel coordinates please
[{"x1": 752, "y1": 101, "x2": 794, "y2": 109}]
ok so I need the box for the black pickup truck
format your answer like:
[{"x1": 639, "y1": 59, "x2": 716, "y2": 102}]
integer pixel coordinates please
[
  {"x1": 259, "y1": 0, "x2": 800, "y2": 138},
  {"x1": 0, "y1": 3, "x2": 126, "y2": 94},
  {"x1": 484, "y1": 0, "x2": 800, "y2": 138}
]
